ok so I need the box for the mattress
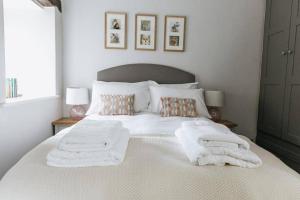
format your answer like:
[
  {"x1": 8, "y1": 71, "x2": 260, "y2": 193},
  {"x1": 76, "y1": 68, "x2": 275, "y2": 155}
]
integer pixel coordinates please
[{"x1": 0, "y1": 114, "x2": 300, "y2": 200}]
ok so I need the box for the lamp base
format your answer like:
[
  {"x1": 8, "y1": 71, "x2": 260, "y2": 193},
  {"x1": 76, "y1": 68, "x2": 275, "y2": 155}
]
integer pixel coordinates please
[
  {"x1": 208, "y1": 107, "x2": 222, "y2": 122},
  {"x1": 70, "y1": 105, "x2": 86, "y2": 119}
]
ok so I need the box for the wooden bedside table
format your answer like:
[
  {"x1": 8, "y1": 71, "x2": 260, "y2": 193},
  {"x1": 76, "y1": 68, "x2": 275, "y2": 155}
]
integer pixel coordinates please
[
  {"x1": 52, "y1": 117, "x2": 83, "y2": 135},
  {"x1": 214, "y1": 119, "x2": 238, "y2": 130}
]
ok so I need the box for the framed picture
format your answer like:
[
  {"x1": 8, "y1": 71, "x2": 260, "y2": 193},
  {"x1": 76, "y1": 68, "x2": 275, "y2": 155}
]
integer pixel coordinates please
[
  {"x1": 105, "y1": 12, "x2": 127, "y2": 49},
  {"x1": 164, "y1": 16, "x2": 186, "y2": 52},
  {"x1": 135, "y1": 14, "x2": 157, "y2": 51}
]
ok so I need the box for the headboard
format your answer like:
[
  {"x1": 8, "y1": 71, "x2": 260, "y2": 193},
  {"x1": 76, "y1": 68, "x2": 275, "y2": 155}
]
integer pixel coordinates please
[{"x1": 97, "y1": 63, "x2": 195, "y2": 84}]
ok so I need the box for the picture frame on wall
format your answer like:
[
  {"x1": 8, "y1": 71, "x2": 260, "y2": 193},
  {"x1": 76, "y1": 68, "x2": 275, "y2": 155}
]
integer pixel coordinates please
[
  {"x1": 164, "y1": 15, "x2": 186, "y2": 52},
  {"x1": 135, "y1": 14, "x2": 157, "y2": 51},
  {"x1": 105, "y1": 12, "x2": 127, "y2": 49}
]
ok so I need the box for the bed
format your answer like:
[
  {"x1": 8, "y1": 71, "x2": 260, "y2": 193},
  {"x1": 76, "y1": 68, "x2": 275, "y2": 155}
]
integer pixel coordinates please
[{"x1": 0, "y1": 64, "x2": 299, "y2": 200}]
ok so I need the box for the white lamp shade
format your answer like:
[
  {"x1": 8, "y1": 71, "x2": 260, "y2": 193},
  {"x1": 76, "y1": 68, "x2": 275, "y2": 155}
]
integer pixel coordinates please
[
  {"x1": 66, "y1": 88, "x2": 89, "y2": 105},
  {"x1": 205, "y1": 90, "x2": 224, "y2": 107}
]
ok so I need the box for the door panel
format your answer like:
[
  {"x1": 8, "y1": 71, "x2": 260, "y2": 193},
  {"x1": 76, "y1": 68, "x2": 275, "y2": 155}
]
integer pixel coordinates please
[
  {"x1": 265, "y1": 32, "x2": 289, "y2": 82},
  {"x1": 291, "y1": 25, "x2": 300, "y2": 77},
  {"x1": 287, "y1": 86, "x2": 300, "y2": 134},
  {"x1": 282, "y1": 0, "x2": 300, "y2": 146},
  {"x1": 258, "y1": 0, "x2": 292, "y2": 137},
  {"x1": 269, "y1": 0, "x2": 293, "y2": 31},
  {"x1": 261, "y1": 85, "x2": 284, "y2": 137},
  {"x1": 283, "y1": 85, "x2": 300, "y2": 145},
  {"x1": 298, "y1": 0, "x2": 300, "y2": 17}
]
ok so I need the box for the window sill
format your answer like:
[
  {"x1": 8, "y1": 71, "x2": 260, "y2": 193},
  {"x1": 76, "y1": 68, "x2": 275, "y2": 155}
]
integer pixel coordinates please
[{"x1": 1, "y1": 95, "x2": 61, "y2": 107}]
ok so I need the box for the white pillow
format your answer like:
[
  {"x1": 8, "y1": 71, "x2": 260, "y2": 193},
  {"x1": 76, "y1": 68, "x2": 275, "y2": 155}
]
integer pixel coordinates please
[
  {"x1": 160, "y1": 82, "x2": 199, "y2": 89},
  {"x1": 86, "y1": 81, "x2": 153, "y2": 115},
  {"x1": 149, "y1": 86, "x2": 211, "y2": 118},
  {"x1": 150, "y1": 81, "x2": 199, "y2": 89}
]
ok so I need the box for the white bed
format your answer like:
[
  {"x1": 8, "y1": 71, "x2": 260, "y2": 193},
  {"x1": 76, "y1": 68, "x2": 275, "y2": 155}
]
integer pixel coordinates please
[
  {"x1": 0, "y1": 113, "x2": 300, "y2": 200},
  {"x1": 1, "y1": 64, "x2": 300, "y2": 199}
]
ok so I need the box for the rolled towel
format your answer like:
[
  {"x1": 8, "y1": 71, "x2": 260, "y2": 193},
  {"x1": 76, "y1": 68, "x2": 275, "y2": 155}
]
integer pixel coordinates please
[
  {"x1": 47, "y1": 129, "x2": 130, "y2": 167},
  {"x1": 58, "y1": 120, "x2": 125, "y2": 152},
  {"x1": 181, "y1": 120, "x2": 250, "y2": 150}
]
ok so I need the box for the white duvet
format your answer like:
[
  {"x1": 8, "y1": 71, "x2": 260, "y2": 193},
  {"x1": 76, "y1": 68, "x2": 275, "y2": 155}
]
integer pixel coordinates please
[{"x1": 85, "y1": 112, "x2": 201, "y2": 136}]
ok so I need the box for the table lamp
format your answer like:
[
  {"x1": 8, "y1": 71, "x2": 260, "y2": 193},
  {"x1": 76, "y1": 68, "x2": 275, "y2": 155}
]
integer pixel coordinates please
[
  {"x1": 66, "y1": 87, "x2": 89, "y2": 119},
  {"x1": 205, "y1": 90, "x2": 224, "y2": 122}
]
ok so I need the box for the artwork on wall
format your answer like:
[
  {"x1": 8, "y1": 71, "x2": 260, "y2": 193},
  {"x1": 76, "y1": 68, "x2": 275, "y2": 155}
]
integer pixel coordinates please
[
  {"x1": 104, "y1": 12, "x2": 187, "y2": 52},
  {"x1": 135, "y1": 14, "x2": 157, "y2": 51},
  {"x1": 164, "y1": 16, "x2": 186, "y2": 52},
  {"x1": 105, "y1": 12, "x2": 127, "y2": 49}
]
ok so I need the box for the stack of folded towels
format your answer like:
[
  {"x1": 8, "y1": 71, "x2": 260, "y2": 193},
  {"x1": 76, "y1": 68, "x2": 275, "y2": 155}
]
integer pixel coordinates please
[
  {"x1": 47, "y1": 119, "x2": 129, "y2": 167},
  {"x1": 175, "y1": 120, "x2": 262, "y2": 168}
]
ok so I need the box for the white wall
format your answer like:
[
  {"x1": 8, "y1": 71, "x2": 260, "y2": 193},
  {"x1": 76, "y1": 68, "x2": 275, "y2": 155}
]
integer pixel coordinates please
[
  {"x1": 55, "y1": 8, "x2": 63, "y2": 96},
  {"x1": 0, "y1": 97, "x2": 62, "y2": 178},
  {"x1": 0, "y1": 0, "x2": 4, "y2": 103},
  {"x1": 3, "y1": 0, "x2": 56, "y2": 98},
  {"x1": 62, "y1": 0, "x2": 265, "y2": 139}
]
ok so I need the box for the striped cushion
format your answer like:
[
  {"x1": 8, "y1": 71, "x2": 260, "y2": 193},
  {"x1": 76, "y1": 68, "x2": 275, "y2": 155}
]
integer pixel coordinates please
[
  {"x1": 160, "y1": 97, "x2": 198, "y2": 117},
  {"x1": 99, "y1": 94, "x2": 134, "y2": 115}
]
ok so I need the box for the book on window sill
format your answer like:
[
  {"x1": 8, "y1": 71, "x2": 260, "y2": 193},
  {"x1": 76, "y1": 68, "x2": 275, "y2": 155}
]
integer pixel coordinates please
[{"x1": 5, "y1": 78, "x2": 18, "y2": 98}]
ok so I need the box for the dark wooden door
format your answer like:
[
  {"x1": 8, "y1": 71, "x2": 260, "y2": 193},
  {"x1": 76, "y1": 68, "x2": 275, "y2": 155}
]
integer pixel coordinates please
[
  {"x1": 258, "y1": 0, "x2": 293, "y2": 138},
  {"x1": 282, "y1": 0, "x2": 300, "y2": 146}
]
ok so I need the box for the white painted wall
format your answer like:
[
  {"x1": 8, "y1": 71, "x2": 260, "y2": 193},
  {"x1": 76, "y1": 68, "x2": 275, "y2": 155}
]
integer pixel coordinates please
[
  {"x1": 0, "y1": 0, "x2": 4, "y2": 103},
  {"x1": 0, "y1": 0, "x2": 63, "y2": 178},
  {"x1": 55, "y1": 8, "x2": 63, "y2": 96},
  {"x1": 3, "y1": 0, "x2": 56, "y2": 98},
  {"x1": 62, "y1": 0, "x2": 266, "y2": 139},
  {"x1": 0, "y1": 97, "x2": 62, "y2": 178}
]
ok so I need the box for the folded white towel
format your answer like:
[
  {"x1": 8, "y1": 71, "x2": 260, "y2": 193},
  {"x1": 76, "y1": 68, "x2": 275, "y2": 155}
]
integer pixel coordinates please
[
  {"x1": 175, "y1": 120, "x2": 262, "y2": 168},
  {"x1": 197, "y1": 154, "x2": 261, "y2": 168},
  {"x1": 182, "y1": 120, "x2": 250, "y2": 150},
  {"x1": 199, "y1": 141, "x2": 239, "y2": 150},
  {"x1": 203, "y1": 146, "x2": 262, "y2": 166},
  {"x1": 175, "y1": 128, "x2": 209, "y2": 164},
  {"x1": 47, "y1": 129, "x2": 130, "y2": 167},
  {"x1": 58, "y1": 120, "x2": 125, "y2": 152}
]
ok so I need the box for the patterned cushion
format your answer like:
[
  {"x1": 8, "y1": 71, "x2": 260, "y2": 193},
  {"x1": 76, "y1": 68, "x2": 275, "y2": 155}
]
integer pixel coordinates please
[
  {"x1": 99, "y1": 95, "x2": 135, "y2": 115},
  {"x1": 160, "y1": 97, "x2": 198, "y2": 117}
]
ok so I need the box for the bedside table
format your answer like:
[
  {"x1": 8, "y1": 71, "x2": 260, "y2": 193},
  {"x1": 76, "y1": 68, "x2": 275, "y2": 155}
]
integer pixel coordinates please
[
  {"x1": 52, "y1": 117, "x2": 83, "y2": 135},
  {"x1": 214, "y1": 119, "x2": 238, "y2": 130}
]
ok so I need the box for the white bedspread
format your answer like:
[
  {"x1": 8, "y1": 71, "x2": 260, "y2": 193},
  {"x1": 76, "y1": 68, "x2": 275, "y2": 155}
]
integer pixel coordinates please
[{"x1": 0, "y1": 113, "x2": 300, "y2": 200}]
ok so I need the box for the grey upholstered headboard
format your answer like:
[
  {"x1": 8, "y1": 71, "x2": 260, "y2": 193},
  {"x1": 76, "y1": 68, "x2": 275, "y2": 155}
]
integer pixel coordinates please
[{"x1": 97, "y1": 63, "x2": 195, "y2": 84}]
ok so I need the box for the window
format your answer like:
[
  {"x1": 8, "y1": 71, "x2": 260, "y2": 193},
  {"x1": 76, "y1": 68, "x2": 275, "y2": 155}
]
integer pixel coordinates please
[{"x1": 3, "y1": 0, "x2": 57, "y2": 101}]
